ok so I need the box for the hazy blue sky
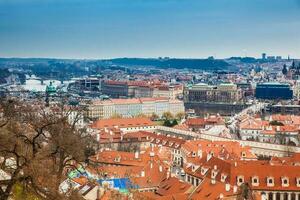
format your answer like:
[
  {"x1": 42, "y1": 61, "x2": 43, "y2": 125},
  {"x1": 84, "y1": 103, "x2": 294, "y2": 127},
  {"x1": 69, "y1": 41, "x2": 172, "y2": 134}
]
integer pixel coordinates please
[{"x1": 1, "y1": 0, "x2": 300, "y2": 59}]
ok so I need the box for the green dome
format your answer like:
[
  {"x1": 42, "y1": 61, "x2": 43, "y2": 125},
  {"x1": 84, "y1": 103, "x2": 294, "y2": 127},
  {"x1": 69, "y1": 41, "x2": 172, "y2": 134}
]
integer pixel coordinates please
[{"x1": 46, "y1": 81, "x2": 56, "y2": 94}]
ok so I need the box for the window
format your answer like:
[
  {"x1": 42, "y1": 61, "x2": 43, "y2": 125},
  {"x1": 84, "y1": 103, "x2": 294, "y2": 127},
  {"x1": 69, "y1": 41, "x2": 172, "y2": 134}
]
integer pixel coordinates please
[
  {"x1": 252, "y1": 176, "x2": 259, "y2": 186},
  {"x1": 221, "y1": 174, "x2": 227, "y2": 182},
  {"x1": 192, "y1": 165, "x2": 195, "y2": 171},
  {"x1": 296, "y1": 178, "x2": 300, "y2": 187},
  {"x1": 242, "y1": 152, "x2": 246, "y2": 157},
  {"x1": 267, "y1": 177, "x2": 274, "y2": 187},
  {"x1": 281, "y1": 177, "x2": 289, "y2": 187},
  {"x1": 196, "y1": 179, "x2": 199, "y2": 186},
  {"x1": 237, "y1": 176, "x2": 244, "y2": 186},
  {"x1": 268, "y1": 179, "x2": 273, "y2": 184},
  {"x1": 201, "y1": 167, "x2": 207, "y2": 175}
]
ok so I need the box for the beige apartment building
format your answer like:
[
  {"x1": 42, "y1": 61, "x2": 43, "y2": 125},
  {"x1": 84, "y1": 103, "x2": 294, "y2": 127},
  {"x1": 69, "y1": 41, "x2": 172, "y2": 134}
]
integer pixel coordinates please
[{"x1": 184, "y1": 83, "x2": 243, "y2": 103}]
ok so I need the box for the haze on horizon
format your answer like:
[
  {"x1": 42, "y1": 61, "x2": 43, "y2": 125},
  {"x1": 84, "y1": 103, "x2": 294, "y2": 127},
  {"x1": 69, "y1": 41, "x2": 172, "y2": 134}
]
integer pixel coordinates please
[{"x1": 0, "y1": 0, "x2": 300, "y2": 59}]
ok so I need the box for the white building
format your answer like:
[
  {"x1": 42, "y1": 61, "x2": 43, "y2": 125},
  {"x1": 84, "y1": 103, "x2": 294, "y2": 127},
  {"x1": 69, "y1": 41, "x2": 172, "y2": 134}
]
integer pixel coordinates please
[
  {"x1": 85, "y1": 97, "x2": 184, "y2": 120},
  {"x1": 294, "y1": 80, "x2": 300, "y2": 100}
]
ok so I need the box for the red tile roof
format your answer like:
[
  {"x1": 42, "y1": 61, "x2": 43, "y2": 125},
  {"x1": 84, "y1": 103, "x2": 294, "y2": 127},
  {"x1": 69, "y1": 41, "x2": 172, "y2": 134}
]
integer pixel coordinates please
[
  {"x1": 156, "y1": 177, "x2": 193, "y2": 197},
  {"x1": 91, "y1": 117, "x2": 154, "y2": 129}
]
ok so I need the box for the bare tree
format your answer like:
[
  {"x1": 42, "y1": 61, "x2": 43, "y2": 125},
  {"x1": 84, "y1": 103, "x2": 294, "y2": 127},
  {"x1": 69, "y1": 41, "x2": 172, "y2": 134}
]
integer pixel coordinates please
[{"x1": 0, "y1": 98, "x2": 96, "y2": 200}]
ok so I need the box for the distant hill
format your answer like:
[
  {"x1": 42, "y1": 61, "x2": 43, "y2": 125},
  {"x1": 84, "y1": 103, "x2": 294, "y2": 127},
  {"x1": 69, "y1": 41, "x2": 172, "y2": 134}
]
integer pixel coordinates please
[
  {"x1": 0, "y1": 57, "x2": 237, "y2": 71},
  {"x1": 105, "y1": 58, "x2": 236, "y2": 71}
]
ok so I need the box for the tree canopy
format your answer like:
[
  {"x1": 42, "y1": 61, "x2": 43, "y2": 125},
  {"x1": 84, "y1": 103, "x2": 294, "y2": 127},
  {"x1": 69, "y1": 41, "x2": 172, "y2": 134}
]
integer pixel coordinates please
[{"x1": 0, "y1": 98, "x2": 96, "y2": 200}]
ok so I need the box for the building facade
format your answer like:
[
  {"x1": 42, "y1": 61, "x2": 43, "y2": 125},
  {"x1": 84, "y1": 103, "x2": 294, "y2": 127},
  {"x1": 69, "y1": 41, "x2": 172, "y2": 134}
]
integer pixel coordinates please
[
  {"x1": 255, "y1": 82, "x2": 293, "y2": 100},
  {"x1": 184, "y1": 83, "x2": 243, "y2": 104},
  {"x1": 85, "y1": 97, "x2": 184, "y2": 120}
]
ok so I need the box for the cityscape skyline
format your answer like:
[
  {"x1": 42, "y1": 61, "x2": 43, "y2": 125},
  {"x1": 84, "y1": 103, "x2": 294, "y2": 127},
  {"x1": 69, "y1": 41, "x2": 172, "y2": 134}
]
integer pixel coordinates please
[
  {"x1": 2, "y1": 1, "x2": 300, "y2": 197},
  {"x1": 1, "y1": 0, "x2": 300, "y2": 59}
]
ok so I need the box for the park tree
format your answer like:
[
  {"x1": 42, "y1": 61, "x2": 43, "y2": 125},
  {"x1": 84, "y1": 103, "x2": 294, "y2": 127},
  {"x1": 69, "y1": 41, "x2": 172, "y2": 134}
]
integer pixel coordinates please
[
  {"x1": 162, "y1": 112, "x2": 173, "y2": 120},
  {"x1": 150, "y1": 113, "x2": 159, "y2": 121},
  {"x1": 175, "y1": 112, "x2": 185, "y2": 120},
  {"x1": 236, "y1": 183, "x2": 255, "y2": 200},
  {"x1": 0, "y1": 98, "x2": 95, "y2": 200}
]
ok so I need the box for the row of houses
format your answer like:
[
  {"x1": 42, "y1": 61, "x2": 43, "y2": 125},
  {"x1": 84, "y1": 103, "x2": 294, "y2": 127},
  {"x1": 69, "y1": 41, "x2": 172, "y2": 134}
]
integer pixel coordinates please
[
  {"x1": 239, "y1": 114, "x2": 300, "y2": 146},
  {"x1": 101, "y1": 80, "x2": 183, "y2": 99},
  {"x1": 57, "y1": 116, "x2": 300, "y2": 199}
]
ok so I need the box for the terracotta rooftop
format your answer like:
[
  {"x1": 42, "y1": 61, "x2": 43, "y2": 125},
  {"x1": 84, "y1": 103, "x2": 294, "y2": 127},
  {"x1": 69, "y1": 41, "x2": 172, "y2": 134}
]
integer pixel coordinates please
[{"x1": 91, "y1": 117, "x2": 154, "y2": 129}]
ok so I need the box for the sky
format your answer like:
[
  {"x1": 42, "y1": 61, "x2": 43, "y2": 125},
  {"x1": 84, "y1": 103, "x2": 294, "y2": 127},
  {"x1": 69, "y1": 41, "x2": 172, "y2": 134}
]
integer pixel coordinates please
[{"x1": 0, "y1": 0, "x2": 300, "y2": 59}]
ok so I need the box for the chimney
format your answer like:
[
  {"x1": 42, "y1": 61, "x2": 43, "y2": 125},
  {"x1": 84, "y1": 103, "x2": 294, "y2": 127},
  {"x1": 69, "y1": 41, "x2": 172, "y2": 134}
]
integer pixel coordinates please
[
  {"x1": 150, "y1": 162, "x2": 153, "y2": 169},
  {"x1": 150, "y1": 152, "x2": 155, "y2": 157},
  {"x1": 233, "y1": 185, "x2": 237, "y2": 193},
  {"x1": 207, "y1": 153, "x2": 212, "y2": 161},
  {"x1": 135, "y1": 151, "x2": 139, "y2": 159},
  {"x1": 167, "y1": 167, "x2": 171, "y2": 178},
  {"x1": 219, "y1": 193, "x2": 224, "y2": 199},
  {"x1": 211, "y1": 179, "x2": 216, "y2": 185},
  {"x1": 276, "y1": 126, "x2": 280, "y2": 132},
  {"x1": 159, "y1": 165, "x2": 163, "y2": 172},
  {"x1": 214, "y1": 165, "x2": 217, "y2": 170},
  {"x1": 96, "y1": 134, "x2": 100, "y2": 142},
  {"x1": 234, "y1": 162, "x2": 237, "y2": 167},
  {"x1": 197, "y1": 149, "x2": 202, "y2": 158},
  {"x1": 225, "y1": 184, "x2": 230, "y2": 192},
  {"x1": 97, "y1": 186, "x2": 101, "y2": 200},
  {"x1": 141, "y1": 171, "x2": 145, "y2": 177}
]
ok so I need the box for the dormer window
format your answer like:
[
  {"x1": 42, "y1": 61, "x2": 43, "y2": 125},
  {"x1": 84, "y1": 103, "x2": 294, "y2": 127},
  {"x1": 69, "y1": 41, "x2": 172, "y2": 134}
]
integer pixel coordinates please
[
  {"x1": 267, "y1": 177, "x2": 274, "y2": 187},
  {"x1": 281, "y1": 177, "x2": 289, "y2": 187},
  {"x1": 221, "y1": 174, "x2": 227, "y2": 183},
  {"x1": 242, "y1": 152, "x2": 246, "y2": 158},
  {"x1": 114, "y1": 157, "x2": 121, "y2": 162},
  {"x1": 211, "y1": 170, "x2": 218, "y2": 179},
  {"x1": 201, "y1": 167, "x2": 208, "y2": 175},
  {"x1": 192, "y1": 152, "x2": 196, "y2": 157},
  {"x1": 192, "y1": 165, "x2": 196, "y2": 172},
  {"x1": 237, "y1": 176, "x2": 244, "y2": 186},
  {"x1": 251, "y1": 176, "x2": 259, "y2": 186}
]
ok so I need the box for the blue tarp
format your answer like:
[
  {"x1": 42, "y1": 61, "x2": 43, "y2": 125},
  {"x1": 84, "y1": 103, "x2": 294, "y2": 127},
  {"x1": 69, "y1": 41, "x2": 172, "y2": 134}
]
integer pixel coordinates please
[{"x1": 98, "y1": 178, "x2": 138, "y2": 190}]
